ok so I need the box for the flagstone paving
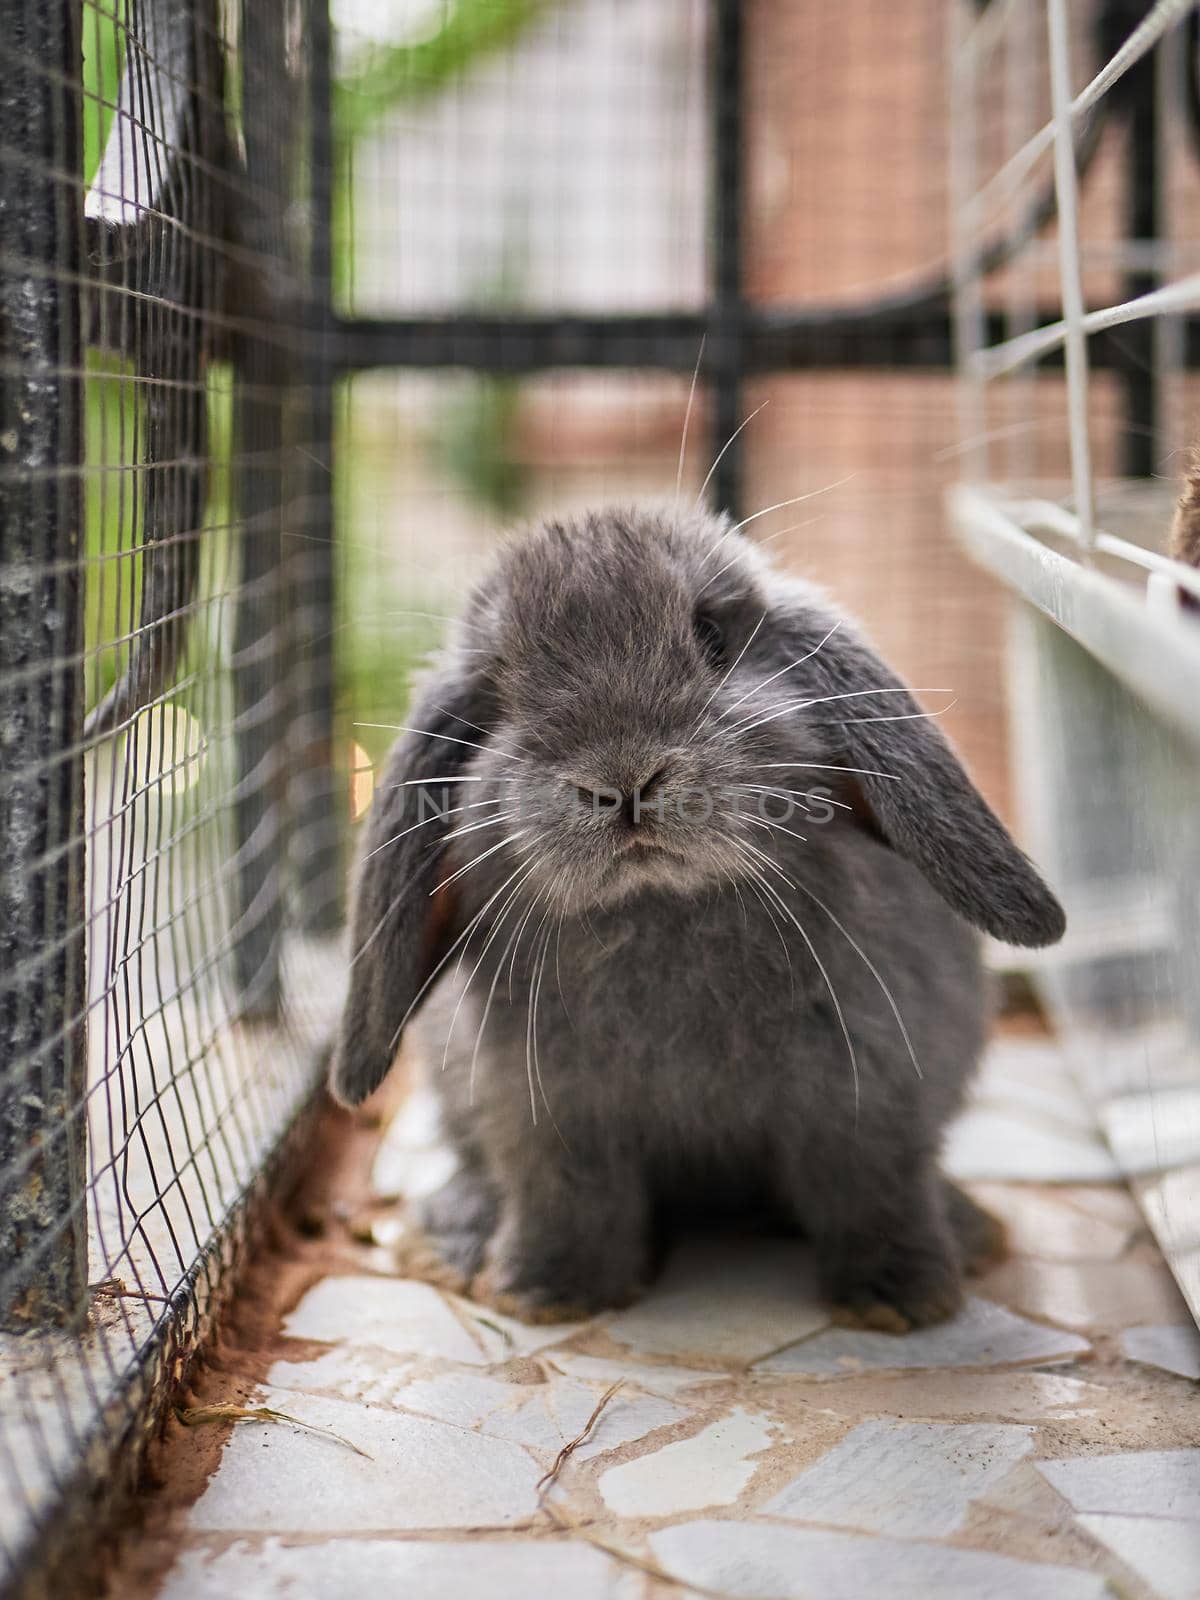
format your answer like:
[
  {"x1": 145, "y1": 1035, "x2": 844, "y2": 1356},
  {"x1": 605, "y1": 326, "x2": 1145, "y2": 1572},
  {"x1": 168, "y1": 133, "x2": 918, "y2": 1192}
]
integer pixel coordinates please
[{"x1": 146, "y1": 1037, "x2": 1200, "y2": 1600}]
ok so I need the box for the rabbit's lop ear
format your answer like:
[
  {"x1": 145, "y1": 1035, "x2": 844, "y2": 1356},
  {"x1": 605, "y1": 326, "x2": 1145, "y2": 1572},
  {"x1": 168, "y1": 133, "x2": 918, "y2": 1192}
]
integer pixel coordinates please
[
  {"x1": 329, "y1": 663, "x2": 495, "y2": 1106},
  {"x1": 782, "y1": 604, "x2": 1065, "y2": 948}
]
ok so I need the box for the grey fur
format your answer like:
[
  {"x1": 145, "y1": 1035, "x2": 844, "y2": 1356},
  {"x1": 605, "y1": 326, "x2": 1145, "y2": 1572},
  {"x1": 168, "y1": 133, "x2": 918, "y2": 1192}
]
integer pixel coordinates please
[{"x1": 330, "y1": 505, "x2": 1064, "y2": 1327}]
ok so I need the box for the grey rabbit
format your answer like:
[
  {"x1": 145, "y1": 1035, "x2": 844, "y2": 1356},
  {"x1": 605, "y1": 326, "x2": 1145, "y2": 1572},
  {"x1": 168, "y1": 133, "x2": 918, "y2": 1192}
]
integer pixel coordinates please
[{"x1": 331, "y1": 504, "x2": 1065, "y2": 1330}]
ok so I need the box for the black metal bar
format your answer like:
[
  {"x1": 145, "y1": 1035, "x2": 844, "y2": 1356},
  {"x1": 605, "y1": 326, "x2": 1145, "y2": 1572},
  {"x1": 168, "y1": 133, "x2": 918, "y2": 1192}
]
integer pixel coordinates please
[
  {"x1": 230, "y1": 0, "x2": 291, "y2": 1018},
  {"x1": 1120, "y1": 52, "x2": 1160, "y2": 478},
  {"x1": 333, "y1": 306, "x2": 1192, "y2": 375},
  {"x1": 0, "y1": 0, "x2": 89, "y2": 1329},
  {"x1": 335, "y1": 312, "x2": 712, "y2": 371},
  {"x1": 292, "y1": 0, "x2": 341, "y2": 937},
  {"x1": 708, "y1": 0, "x2": 744, "y2": 518}
]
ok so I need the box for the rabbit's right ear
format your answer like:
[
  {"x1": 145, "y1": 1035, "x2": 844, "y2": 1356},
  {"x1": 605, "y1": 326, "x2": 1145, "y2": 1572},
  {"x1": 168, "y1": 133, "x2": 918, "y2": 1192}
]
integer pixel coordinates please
[
  {"x1": 773, "y1": 597, "x2": 1065, "y2": 949},
  {"x1": 329, "y1": 662, "x2": 496, "y2": 1106}
]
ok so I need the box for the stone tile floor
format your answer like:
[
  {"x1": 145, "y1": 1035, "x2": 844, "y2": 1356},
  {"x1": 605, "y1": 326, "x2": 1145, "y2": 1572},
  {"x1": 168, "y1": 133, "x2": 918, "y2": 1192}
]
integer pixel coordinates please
[{"x1": 147, "y1": 1037, "x2": 1200, "y2": 1600}]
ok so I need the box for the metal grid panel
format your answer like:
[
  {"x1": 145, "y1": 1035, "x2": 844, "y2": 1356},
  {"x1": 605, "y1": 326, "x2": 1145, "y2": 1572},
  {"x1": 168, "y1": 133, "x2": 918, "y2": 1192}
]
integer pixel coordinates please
[
  {"x1": 946, "y1": 0, "x2": 1200, "y2": 1323},
  {"x1": 0, "y1": 0, "x2": 341, "y2": 1587}
]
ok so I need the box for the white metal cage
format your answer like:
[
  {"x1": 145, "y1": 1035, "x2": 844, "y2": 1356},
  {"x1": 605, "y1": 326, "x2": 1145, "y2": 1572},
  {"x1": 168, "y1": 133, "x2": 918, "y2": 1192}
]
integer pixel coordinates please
[{"x1": 948, "y1": 0, "x2": 1200, "y2": 1319}]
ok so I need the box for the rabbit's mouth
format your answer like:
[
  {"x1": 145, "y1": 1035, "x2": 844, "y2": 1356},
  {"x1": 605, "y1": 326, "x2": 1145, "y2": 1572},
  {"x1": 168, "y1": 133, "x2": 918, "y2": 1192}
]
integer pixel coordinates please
[
  {"x1": 598, "y1": 832, "x2": 712, "y2": 895},
  {"x1": 617, "y1": 835, "x2": 665, "y2": 856}
]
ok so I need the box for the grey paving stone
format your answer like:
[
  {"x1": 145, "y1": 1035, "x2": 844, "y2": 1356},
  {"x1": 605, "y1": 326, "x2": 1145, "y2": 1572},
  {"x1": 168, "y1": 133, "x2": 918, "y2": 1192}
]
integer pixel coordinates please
[
  {"x1": 1038, "y1": 1448, "x2": 1200, "y2": 1520},
  {"x1": 266, "y1": 1346, "x2": 417, "y2": 1407},
  {"x1": 597, "y1": 1407, "x2": 776, "y2": 1517},
  {"x1": 187, "y1": 1391, "x2": 542, "y2": 1532},
  {"x1": 1120, "y1": 1323, "x2": 1200, "y2": 1381},
  {"x1": 944, "y1": 1107, "x2": 1119, "y2": 1183},
  {"x1": 159, "y1": 1537, "x2": 640, "y2": 1599},
  {"x1": 1101, "y1": 1086, "x2": 1200, "y2": 1177},
  {"x1": 986, "y1": 1256, "x2": 1190, "y2": 1332},
  {"x1": 756, "y1": 1296, "x2": 1089, "y2": 1377},
  {"x1": 544, "y1": 1350, "x2": 727, "y2": 1396},
  {"x1": 1076, "y1": 1514, "x2": 1200, "y2": 1600},
  {"x1": 485, "y1": 1378, "x2": 685, "y2": 1465},
  {"x1": 282, "y1": 1277, "x2": 490, "y2": 1364},
  {"x1": 647, "y1": 1519, "x2": 1112, "y2": 1599},
  {"x1": 391, "y1": 1370, "x2": 521, "y2": 1428},
  {"x1": 762, "y1": 1418, "x2": 1034, "y2": 1537}
]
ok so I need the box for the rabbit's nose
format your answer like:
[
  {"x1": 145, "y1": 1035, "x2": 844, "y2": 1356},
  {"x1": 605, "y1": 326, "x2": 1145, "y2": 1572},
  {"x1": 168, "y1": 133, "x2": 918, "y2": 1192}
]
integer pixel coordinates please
[{"x1": 575, "y1": 763, "x2": 671, "y2": 826}]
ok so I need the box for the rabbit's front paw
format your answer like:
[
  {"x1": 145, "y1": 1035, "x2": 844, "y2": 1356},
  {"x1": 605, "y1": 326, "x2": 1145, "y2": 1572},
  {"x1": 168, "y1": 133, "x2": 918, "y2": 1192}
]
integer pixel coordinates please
[
  {"x1": 472, "y1": 1270, "x2": 596, "y2": 1326},
  {"x1": 407, "y1": 1168, "x2": 499, "y2": 1291},
  {"x1": 472, "y1": 1252, "x2": 643, "y2": 1324},
  {"x1": 823, "y1": 1235, "x2": 964, "y2": 1334},
  {"x1": 473, "y1": 1226, "x2": 646, "y2": 1324}
]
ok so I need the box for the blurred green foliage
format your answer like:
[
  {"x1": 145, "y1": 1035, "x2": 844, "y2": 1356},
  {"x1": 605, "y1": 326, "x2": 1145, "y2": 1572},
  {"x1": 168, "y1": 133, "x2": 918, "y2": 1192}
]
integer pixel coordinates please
[
  {"x1": 82, "y1": 352, "x2": 139, "y2": 706},
  {"x1": 435, "y1": 250, "x2": 531, "y2": 519},
  {"x1": 335, "y1": 0, "x2": 550, "y2": 143},
  {"x1": 82, "y1": 0, "x2": 124, "y2": 184},
  {"x1": 438, "y1": 377, "x2": 525, "y2": 518}
]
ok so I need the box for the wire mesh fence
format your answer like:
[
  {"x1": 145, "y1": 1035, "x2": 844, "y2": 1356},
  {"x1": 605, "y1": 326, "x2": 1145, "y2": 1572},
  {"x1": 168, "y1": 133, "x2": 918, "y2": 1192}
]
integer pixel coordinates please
[{"x1": 0, "y1": 0, "x2": 341, "y2": 1588}]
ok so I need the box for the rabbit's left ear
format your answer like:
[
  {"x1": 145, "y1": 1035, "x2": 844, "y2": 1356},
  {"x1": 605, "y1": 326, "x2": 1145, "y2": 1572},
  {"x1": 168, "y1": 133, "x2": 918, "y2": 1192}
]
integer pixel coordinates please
[
  {"x1": 778, "y1": 603, "x2": 1065, "y2": 948},
  {"x1": 329, "y1": 658, "x2": 495, "y2": 1107}
]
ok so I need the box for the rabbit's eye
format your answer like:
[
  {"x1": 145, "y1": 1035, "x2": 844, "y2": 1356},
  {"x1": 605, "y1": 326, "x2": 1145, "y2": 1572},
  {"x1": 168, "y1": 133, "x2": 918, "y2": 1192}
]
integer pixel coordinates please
[{"x1": 692, "y1": 610, "x2": 726, "y2": 669}]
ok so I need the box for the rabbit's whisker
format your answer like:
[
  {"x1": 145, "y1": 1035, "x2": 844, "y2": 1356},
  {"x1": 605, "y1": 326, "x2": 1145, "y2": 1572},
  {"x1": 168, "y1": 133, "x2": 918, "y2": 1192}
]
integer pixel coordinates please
[
  {"x1": 804, "y1": 686, "x2": 953, "y2": 709},
  {"x1": 434, "y1": 831, "x2": 528, "y2": 894},
  {"x1": 726, "y1": 684, "x2": 952, "y2": 741},
  {"x1": 689, "y1": 611, "x2": 766, "y2": 732},
  {"x1": 553, "y1": 909, "x2": 574, "y2": 1029},
  {"x1": 469, "y1": 875, "x2": 544, "y2": 1104},
  {"x1": 817, "y1": 705, "x2": 958, "y2": 726},
  {"x1": 732, "y1": 839, "x2": 860, "y2": 1114},
  {"x1": 744, "y1": 813, "x2": 809, "y2": 847},
  {"x1": 710, "y1": 622, "x2": 843, "y2": 731},
  {"x1": 525, "y1": 917, "x2": 548, "y2": 1125},
  {"x1": 363, "y1": 798, "x2": 504, "y2": 862},
  {"x1": 355, "y1": 721, "x2": 529, "y2": 763},
  {"x1": 495, "y1": 867, "x2": 551, "y2": 1122},
  {"x1": 528, "y1": 916, "x2": 567, "y2": 1142},
  {"x1": 352, "y1": 832, "x2": 480, "y2": 969},
  {"x1": 675, "y1": 334, "x2": 707, "y2": 506},
  {"x1": 431, "y1": 702, "x2": 554, "y2": 760},
  {"x1": 695, "y1": 400, "x2": 769, "y2": 508},
  {"x1": 695, "y1": 515, "x2": 825, "y2": 598},
  {"x1": 790, "y1": 878, "x2": 924, "y2": 1082},
  {"x1": 725, "y1": 870, "x2": 750, "y2": 930},
  {"x1": 727, "y1": 842, "x2": 795, "y2": 1005},
  {"x1": 384, "y1": 854, "x2": 542, "y2": 1055},
  {"x1": 730, "y1": 782, "x2": 852, "y2": 812},
  {"x1": 440, "y1": 810, "x2": 521, "y2": 847},
  {"x1": 438, "y1": 857, "x2": 536, "y2": 992},
  {"x1": 581, "y1": 905, "x2": 612, "y2": 954},
  {"x1": 698, "y1": 474, "x2": 854, "y2": 577},
  {"x1": 752, "y1": 761, "x2": 903, "y2": 782},
  {"x1": 506, "y1": 875, "x2": 550, "y2": 1006},
  {"x1": 739, "y1": 811, "x2": 921, "y2": 1084},
  {"x1": 446, "y1": 868, "x2": 535, "y2": 1081},
  {"x1": 293, "y1": 605, "x2": 491, "y2": 655},
  {"x1": 730, "y1": 475, "x2": 857, "y2": 535},
  {"x1": 381, "y1": 775, "x2": 488, "y2": 789}
]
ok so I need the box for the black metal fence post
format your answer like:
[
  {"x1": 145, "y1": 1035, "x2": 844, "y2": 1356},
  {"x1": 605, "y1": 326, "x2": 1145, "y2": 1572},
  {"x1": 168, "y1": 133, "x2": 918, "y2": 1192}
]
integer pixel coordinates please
[
  {"x1": 230, "y1": 0, "x2": 293, "y2": 1018},
  {"x1": 1121, "y1": 49, "x2": 1161, "y2": 478},
  {"x1": 0, "y1": 0, "x2": 89, "y2": 1329},
  {"x1": 708, "y1": 0, "x2": 745, "y2": 521},
  {"x1": 293, "y1": 0, "x2": 342, "y2": 937}
]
